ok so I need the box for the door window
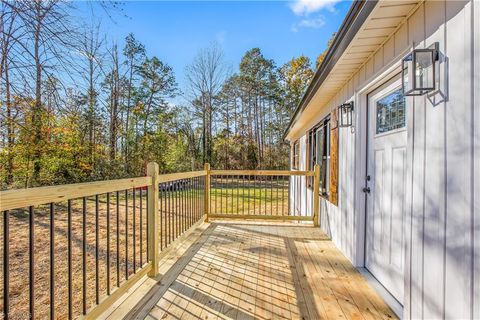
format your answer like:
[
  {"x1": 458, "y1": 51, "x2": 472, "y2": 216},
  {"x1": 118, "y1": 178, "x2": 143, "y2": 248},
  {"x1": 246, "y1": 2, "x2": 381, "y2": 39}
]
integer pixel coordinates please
[{"x1": 376, "y1": 88, "x2": 406, "y2": 134}]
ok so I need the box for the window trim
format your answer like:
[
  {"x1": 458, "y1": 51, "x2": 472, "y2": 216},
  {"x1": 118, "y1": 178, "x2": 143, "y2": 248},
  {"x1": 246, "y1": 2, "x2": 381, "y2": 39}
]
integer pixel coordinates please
[
  {"x1": 306, "y1": 116, "x2": 331, "y2": 199},
  {"x1": 292, "y1": 140, "x2": 300, "y2": 170}
]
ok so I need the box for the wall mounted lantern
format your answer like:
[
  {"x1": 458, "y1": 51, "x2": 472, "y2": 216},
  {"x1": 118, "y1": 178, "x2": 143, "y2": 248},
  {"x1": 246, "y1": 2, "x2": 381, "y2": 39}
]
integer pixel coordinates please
[
  {"x1": 338, "y1": 101, "x2": 354, "y2": 127},
  {"x1": 402, "y1": 42, "x2": 439, "y2": 96}
]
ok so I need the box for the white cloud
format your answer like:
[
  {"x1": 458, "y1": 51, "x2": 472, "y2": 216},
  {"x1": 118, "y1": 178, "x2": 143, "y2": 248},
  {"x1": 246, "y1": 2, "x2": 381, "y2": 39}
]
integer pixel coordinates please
[
  {"x1": 291, "y1": 15, "x2": 326, "y2": 32},
  {"x1": 215, "y1": 31, "x2": 227, "y2": 44},
  {"x1": 290, "y1": 0, "x2": 341, "y2": 16}
]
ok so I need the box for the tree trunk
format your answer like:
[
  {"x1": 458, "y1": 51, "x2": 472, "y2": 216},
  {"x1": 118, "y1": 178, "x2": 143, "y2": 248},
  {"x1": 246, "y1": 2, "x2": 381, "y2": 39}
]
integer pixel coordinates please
[
  {"x1": 32, "y1": 13, "x2": 43, "y2": 185},
  {"x1": 5, "y1": 60, "x2": 14, "y2": 185}
]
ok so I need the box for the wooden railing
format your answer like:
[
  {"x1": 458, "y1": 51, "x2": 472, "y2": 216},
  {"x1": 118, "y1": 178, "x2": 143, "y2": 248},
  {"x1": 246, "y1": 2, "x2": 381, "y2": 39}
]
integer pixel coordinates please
[
  {"x1": 207, "y1": 169, "x2": 317, "y2": 221},
  {"x1": 0, "y1": 162, "x2": 318, "y2": 319}
]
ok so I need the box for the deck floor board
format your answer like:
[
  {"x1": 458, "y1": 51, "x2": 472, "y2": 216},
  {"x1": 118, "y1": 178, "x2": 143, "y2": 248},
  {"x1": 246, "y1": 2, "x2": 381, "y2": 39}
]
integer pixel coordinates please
[{"x1": 120, "y1": 221, "x2": 398, "y2": 320}]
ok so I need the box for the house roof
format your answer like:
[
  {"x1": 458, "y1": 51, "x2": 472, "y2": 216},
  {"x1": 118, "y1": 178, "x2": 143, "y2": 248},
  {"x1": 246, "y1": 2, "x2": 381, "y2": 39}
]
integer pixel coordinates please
[{"x1": 284, "y1": 0, "x2": 422, "y2": 142}]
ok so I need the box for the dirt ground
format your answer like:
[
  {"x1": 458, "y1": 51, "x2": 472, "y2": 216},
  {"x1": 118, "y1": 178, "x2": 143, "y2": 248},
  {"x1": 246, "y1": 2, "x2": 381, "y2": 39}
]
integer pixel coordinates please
[
  {"x1": 0, "y1": 182, "x2": 204, "y2": 320},
  {"x1": 0, "y1": 176, "x2": 291, "y2": 319}
]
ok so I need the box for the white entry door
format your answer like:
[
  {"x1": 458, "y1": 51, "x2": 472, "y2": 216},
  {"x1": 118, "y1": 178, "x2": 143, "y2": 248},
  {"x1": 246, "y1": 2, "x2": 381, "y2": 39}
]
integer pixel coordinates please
[{"x1": 365, "y1": 76, "x2": 407, "y2": 304}]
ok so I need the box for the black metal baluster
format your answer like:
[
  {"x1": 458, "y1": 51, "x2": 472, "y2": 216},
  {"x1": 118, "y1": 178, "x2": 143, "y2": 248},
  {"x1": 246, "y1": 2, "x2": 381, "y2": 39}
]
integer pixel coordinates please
[
  {"x1": 173, "y1": 184, "x2": 176, "y2": 239},
  {"x1": 190, "y1": 179, "x2": 193, "y2": 227},
  {"x1": 3, "y1": 210, "x2": 9, "y2": 320},
  {"x1": 133, "y1": 189, "x2": 136, "y2": 273},
  {"x1": 184, "y1": 180, "x2": 187, "y2": 229},
  {"x1": 242, "y1": 175, "x2": 245, "y2": 215},
  {"x1": 178, "y1": 181, "x2": 182, "y2": 235},
  {"x1": 29, "y1": 206, "x2": 34, "y2": 319},
  {"x1": 270, "y1": 176, "x2": 273, "y2": 215},
  {"x1": 166, "y1": 186, "x2": 169, "y2": 245},
  {"x1": 188, "y1": 178, "x2": 196, "y2": 226},
  {"x1": 176, "y1": 183, "x2": 180, "y2": 238},
  {"x1": 178, "y1": 182, "x2": 180, "y2": 237},
  {"x1": 231, "y1": 176, "x2": 234, "y2": 214},
  {"x1": 82, "y1": 197, "x2": 87, "y2": 315},
  {"x1": 116, "y1": 191, "x2": 120, "y2": 287},
  {"x1": 107, "y1": 193, "x2": 111, "y2": 295},
  {"x1": 146, "y1": 188, "x2": 149, "y2": 260},
  {"x1": 198, "y1": 177, "x2": 201, "y2": 220},
  {"x1": 67, "y1": 199, "x2": 72, "y2": 320},
  {"x1": 282, "y1": 176, "x2": 290, "y2": 216},
  {"x1": 235, "y1": 175, "x2": 239, "y2": 215},
  {"x1": 220, "y1": 176, "x2": 223, "y2": 214},
  {"x1": 50, "y1": 203, "x2": 55, "y2": 320},
  {"x1": 175, "y1": 183, "x2": 182, "y2": 235},
  {"x1": 247, "y1": 175, "x2": 250, "y2": 215},
  {"x1": 194, "y1": 178, "x2": 196, "y2": 221},
  {"x1": 181, "y1": 180, "x2": 185, "y2": 234},
  {"x1": 225, "y1": 176, "x2": 228, "y2": 214},
  {"x1": 186, "y1": 179, "x2": 189, "y2": 229},
  {"x1": 195, "y1": 178, "x2": 198, "y2": 220},
  {"x1": 261, "y1": 176, "x2": 264, "y2": 215},
  {"x1": 173, "y1": 185, "x2": 176, "y2": 240},
  {"x1": 198, "y1": 177, "x2": 200, "y2": 219},
  {"x1": 254, "y1": 176, "x2": 257, "y2": 215},
  {"x1": 140, "y1": 188, "x2": 143, "y2": 266},
  {"x1": 159, "y1": 185, "x2": 163, "y2": 251},
  {"x1": 95, "y1": 195, "x2": 99, "y2": 304},
  {"x1": 168, "y1": 186, "x2": 172, "y2": 245},
  {"x1": 265, "y1": 176, "x2": 268, "y2": 215},
  {"x1": 276, "y1": 176, "x2": 279, "y2": 216},
  {"x1": 179, "y1": 182, "x2": 182, "y2": 236},
  {"x1": 125, "y1": 190, "x2": 129, "y2": 280},
  {"x1": 187, "y1": 179, "x2": 190, "y2": 228},
  {"x1": 165, "y1": 188, "x2": 171, "y2": 248}
]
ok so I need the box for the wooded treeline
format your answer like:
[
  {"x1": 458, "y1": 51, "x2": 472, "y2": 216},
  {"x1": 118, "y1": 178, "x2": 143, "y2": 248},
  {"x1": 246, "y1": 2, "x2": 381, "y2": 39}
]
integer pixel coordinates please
[{"x1": 0, "y1": 1, "x2": 318, "y2": 189}]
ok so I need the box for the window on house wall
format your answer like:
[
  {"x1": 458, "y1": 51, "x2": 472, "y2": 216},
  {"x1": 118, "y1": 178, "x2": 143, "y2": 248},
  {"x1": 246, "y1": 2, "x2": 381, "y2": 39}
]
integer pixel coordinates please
[
  {"x1": 292, "y1": 140, "x2": 300, "y2": 169},
  {"x1": 306, "y1": 118, "x2": 331, "y2": 195}
]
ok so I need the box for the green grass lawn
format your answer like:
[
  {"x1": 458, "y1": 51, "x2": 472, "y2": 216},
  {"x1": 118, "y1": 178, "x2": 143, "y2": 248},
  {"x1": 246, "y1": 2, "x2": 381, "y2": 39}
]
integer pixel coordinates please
[{"x1": 209, "y1": 186, "x2": 289, "y2": 215}]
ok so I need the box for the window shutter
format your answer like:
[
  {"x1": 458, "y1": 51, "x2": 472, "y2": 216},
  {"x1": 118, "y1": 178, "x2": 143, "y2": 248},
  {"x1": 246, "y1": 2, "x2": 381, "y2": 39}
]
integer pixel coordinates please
[
  {"x1": 291, "y1": 143, "x2": 294, "y2": 168},
  {"x1": 306, "y1": 133, "x2": 310, "y2": 170},
  {"x1": 329, "y1": 109, "x2": 339, "y2": 206},
  {"x1": 316, "y1": 127, "x2": 325, "y2": 192}
]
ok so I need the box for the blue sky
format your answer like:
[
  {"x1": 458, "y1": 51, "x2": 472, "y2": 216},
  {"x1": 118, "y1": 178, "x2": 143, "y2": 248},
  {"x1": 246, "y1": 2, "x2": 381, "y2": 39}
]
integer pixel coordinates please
[{"x1": 80, "y1": 0, "x2": 350, "y2": 102}]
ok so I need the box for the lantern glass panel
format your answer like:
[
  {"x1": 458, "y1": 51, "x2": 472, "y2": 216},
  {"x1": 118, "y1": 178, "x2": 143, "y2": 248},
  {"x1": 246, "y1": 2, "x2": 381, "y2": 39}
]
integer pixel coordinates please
[
  {"x1": 402, "y1": 54, "x2": 413, "y2": 94},
  {"x1": 414, "y1": 50, "x2": 434, "y2": 90},
  {"x1": 339, "y1": 103, "x2": 353, "y2": 127}
]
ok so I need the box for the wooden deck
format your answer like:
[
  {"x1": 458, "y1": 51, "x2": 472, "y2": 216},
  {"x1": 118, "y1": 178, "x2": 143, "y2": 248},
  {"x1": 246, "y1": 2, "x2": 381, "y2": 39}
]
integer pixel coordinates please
[{"x1": 104, "y1": 221, "x2": 397, "y2": 320}]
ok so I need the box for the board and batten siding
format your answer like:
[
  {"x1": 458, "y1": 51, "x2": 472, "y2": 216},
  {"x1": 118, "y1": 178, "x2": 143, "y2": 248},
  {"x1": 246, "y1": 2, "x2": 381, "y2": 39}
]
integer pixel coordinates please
[{"x1": 290, "y1": 1, "x2": 479, "y2": 318}]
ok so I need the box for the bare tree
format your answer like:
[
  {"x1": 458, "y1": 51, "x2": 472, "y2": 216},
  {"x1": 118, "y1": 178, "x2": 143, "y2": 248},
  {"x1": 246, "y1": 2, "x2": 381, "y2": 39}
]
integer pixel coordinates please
[
  {"x1": 122, "y1": 33, "x2": 145, "y2": 171},
  {"x1": 185, "y1": 43, "x2": 228, "y2": 164},
  {"x1": 105, "y1": 43, "x2": 121, "y2": 161},
  {"x1": 0, "y1": 0, "x2": 20, "y2": 185},
  {"x1": 77, "y1": 20, "x2": 106, "y2": 172},
  {"x1": 14, "y1": 0, "x2": 77, "y2": 185}
]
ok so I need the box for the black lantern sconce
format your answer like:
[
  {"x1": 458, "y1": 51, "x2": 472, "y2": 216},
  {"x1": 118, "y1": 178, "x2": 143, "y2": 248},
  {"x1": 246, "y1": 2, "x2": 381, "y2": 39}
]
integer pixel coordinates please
[
  {"x1": 338, "y1": 101, "x2": 354, "y2": 127},
  {"x1": 402, "y1": 42, "x2": 439, "y2": 96}
]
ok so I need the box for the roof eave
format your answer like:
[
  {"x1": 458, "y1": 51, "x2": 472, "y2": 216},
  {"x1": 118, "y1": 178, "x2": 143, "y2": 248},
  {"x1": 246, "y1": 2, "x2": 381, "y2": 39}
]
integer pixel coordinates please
[{"x1": 283, "y1": 0, "x2": 378, "y2": 142}]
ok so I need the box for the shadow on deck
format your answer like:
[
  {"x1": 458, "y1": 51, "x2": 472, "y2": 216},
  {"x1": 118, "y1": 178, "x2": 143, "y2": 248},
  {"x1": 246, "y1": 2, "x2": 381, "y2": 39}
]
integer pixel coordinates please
[{"x1": 104, "y1": 221, "x2": 397, "y2": 320}]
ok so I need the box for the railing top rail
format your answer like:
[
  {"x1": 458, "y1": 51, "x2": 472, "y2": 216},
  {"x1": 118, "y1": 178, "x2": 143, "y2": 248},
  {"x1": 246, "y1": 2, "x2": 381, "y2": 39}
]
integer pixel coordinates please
[
  {"x1": 0, "y1": 176, "x2": 152, "y2": 212},
  {"x1": 0, "y1": 170, "x2": 209, "y2": 212},
  {"x1": 157, "y1": 170, "x2": 207, "y2": 183},
  {"x1": 210, "y1": 169, "x2": 314, "y2": 176}
]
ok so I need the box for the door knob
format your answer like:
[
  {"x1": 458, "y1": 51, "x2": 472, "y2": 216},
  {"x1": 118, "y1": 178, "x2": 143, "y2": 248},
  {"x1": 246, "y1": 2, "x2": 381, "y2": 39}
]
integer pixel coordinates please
[{"x1": 362, "y1": 187, "x2": 371, "y2": 193}]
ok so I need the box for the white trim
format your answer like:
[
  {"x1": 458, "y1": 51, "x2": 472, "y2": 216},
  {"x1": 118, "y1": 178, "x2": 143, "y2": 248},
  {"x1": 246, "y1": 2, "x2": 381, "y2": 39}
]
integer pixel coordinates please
[
  {"x1": 358, "y1": 267, "x2": 404, "y2": 319},
  {"x1": 353, "y1": 53, "x2": 412, "y2": 320},
  {"x1": 352, "y1": 55, "x2": 408, "y2": 268}
]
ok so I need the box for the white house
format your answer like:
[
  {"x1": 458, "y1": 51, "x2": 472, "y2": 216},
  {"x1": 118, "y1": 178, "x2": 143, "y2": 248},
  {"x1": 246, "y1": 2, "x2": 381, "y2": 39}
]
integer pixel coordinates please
[{"x1": 284, "y1": 0, "x2": 479, "y2": 318}]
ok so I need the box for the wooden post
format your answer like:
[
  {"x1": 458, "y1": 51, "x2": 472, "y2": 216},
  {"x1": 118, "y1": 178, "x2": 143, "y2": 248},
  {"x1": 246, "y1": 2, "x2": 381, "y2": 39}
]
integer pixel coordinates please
[
  {"x1": 147, "y1": 162, "x2": 159, "y2": 277},
  {"x1": 204, "y1": 163, "x2": 210, "y2": 222},
  {"x1": 313, "y1": 164, "x2": 320, "y2": 227}
]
